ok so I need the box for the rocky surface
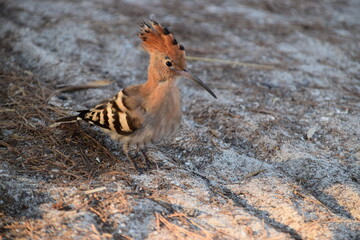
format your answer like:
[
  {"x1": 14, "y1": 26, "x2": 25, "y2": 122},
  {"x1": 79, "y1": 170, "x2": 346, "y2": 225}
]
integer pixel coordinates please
[{"x1": 1, "y1": 0, "x2": 359, "y2": 239}]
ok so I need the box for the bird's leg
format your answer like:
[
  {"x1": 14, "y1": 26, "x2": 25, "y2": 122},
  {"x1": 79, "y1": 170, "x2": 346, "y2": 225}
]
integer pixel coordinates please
[
  {"x1": 135, "y1": 143, "x2": 151, "y2": 169},
  {"x1": 140, "y1": 148, "x2": 151, "y2": 169},
  {"x1": 123, "y1": 143, "x2": 140, "y2": 172},
  {"x1": 140, "y1": 147, "x2": 158, "y2": 170}
]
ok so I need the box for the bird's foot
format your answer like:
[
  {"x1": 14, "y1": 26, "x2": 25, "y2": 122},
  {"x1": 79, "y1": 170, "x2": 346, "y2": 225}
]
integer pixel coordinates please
[
  {"x1": 124, "y1": 148, "x2": 157, "y2": 173},
  {"x1": 139, "y1": 149, "x2": 158, "y2": 170}
]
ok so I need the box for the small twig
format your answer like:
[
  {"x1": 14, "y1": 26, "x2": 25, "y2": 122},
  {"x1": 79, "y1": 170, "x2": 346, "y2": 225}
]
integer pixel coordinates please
[
  {"x1": 89, "y1": 207, "x2": 107, "y2": 223},
  {"x1": 186, "y1": 56, "x2": 275, "y2": 70},
  {"x1": 46, "y1": 80, "x2": 113, "y2": 103},
  {"x1": 249, "y1": 107, "x2": 279, "y2": 116},
  {"x1": 0, "y1": 140, "x2": 21, "y2": 154},
  {"x1": 0, "y1": 108, "x2": 16, "y2": 112},
  {"x1": 155, "y1": 212, "x2": 211, "y2": 240},
  {"x1": 243, "y1": 169, "x2": 267, "y2": 178},
  {"x1": 83, "y1": 187, "x2": 107, "y2": 195}
]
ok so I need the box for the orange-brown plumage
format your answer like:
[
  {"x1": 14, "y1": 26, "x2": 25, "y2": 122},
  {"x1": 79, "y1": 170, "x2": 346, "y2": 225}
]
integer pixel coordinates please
[{"x1": 138, "y1": 20, "x2": 186, "y2": 70}]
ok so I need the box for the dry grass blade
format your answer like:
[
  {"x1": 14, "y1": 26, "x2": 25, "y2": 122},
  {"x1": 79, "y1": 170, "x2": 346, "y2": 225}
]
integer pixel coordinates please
[
  {"x1": 0, "y1": 140, "x2": 21, "y2": 154},
  {"x1": 186, "y1": 56, "x2": 275, "y2": 70},
  {"x1": 83, "y1": 187, "x2": 107, "y2": 194},
  {"x1": 0, "y1": 108, "x2": 16, "y2": 112},
  {"x1": 0, "y1": 72, "x2": 128, "y2": 186},
  {"x1": 85, "y1": 191, "x2": 131, "y2": 225},
  {"x1": 58, "y1": 80, "x2": 113, "y2": 91},
  {"x1": 243, "y1": 169, "x2": 267, "y2": 178},
  {"x1": 250, "y1": 107, "x2": 279, "y2": 116},
  {"x1": 46, "y1": 80, "x2": 113, "y2": 102},
  {"x1": 155, "y1": 212, "x2": 213, "y2": 240}
]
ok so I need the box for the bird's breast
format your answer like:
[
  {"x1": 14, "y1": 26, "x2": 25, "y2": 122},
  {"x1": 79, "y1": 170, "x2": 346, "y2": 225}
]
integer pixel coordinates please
[
  {"x1": 118, "y1": 86, "x2": 182, "y2": 147},
  {"x1": 148, "y1": 86, "x2": 182, "y2": 141}
]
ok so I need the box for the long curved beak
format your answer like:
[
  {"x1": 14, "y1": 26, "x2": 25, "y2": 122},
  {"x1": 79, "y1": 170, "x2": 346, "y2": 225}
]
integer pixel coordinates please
[{"x1": 177, "y1": 69, "x2": 217, "y2": 99}]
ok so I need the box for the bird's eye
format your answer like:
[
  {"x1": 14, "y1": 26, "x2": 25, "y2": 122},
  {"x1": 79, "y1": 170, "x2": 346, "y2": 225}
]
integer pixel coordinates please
[{"x1": 166, "y1": 61, "x2": 172, "y2": 67}]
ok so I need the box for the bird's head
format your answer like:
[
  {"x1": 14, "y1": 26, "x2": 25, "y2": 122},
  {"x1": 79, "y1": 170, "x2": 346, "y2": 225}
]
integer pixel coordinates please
[{"x1": 138, "y1": 20, "x2": 217, "y2": 99}]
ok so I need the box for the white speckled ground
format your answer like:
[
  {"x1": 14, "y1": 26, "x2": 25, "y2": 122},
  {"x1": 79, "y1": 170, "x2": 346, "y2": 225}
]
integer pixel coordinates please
[{"x1": 1, "y1": 0, "x2": 359, "y2": 239}]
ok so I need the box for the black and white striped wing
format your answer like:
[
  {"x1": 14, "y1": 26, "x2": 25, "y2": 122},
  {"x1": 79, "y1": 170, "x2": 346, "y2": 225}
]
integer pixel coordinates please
[{"x1": 78, "y1": 89, "x2": 143, "y2": 136}]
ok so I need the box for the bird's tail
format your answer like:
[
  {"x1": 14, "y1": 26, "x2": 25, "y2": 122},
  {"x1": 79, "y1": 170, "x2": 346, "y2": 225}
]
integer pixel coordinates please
[
  {"x1": 55, "y1": 115, "x2": 79, "y2": 123},
  {"x1": 49, "y1": 110, "x2": 89, "y2": 128}
]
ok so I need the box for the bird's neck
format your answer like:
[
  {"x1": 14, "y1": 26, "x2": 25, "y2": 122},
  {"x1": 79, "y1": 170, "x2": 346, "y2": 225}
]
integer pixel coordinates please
[
  {"x1": 142, "y1": 64, "x2": 178, "y2": 110},
  {"x1": 144, "y1": 63, "x2": 176, "y2": 89}
]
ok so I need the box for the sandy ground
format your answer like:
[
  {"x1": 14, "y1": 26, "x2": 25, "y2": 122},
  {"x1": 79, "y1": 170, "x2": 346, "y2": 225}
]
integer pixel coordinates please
[{"x1": 0, "y1": 0, "x2": 360, "y2": 239}]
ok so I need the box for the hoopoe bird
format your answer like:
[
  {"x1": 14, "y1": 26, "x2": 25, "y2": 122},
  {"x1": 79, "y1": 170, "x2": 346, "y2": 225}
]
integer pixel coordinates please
[{"x1": 54, "y1": 20, "x2": 217, "y2": 171}]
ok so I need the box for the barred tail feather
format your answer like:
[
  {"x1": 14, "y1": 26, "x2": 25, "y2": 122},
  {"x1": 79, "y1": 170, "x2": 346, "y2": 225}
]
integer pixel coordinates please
[
  {"x1": 55, "y1": 115, "x2": 79, "y2": 123},
  {"x1": 77, "y1": 110, "x2": 90, "y2": 120},
  {"x1": 49, "y1": 112, "x2": 86, "y2": 128}
]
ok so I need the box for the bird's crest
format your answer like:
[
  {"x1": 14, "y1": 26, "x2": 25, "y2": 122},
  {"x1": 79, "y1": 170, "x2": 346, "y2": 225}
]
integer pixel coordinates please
[{"x1": 138, "y1": 20, "x2": 186, "y2": 69}]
